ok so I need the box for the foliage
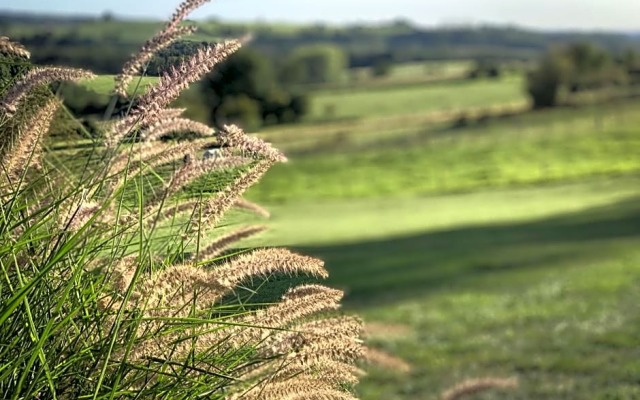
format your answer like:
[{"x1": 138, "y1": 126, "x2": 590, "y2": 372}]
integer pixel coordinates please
[
  {"x1": 371, "y1": 58, "x2": 394, "y2": 78},
  {"x1": 527, "y1": 43, "x2": 631, "y2": 108},
  {"x1": 201, "y1": 49, "x2": 309, "y2": 129},
  {"x1": 526, "y1": 52, "x2": 567, "y2": 108},
  {"x1": 280, "y1": 44, "x2": 348, "y2": 85},
  {"x1": 468, "y1": 59, "x2": 502, "y2": 79}
]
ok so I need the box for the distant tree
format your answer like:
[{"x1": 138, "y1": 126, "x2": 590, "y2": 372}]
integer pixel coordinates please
[
  {"x1": 201, "y1": 48, "x2": 309, "y2": 129},
  {"x1": 527, "y1": 43, "x2": 629, "y2": 109},
  {"x1": 468, "y1": 59, "x2": 502, "y2": 80},
  {"x1": 280, "y1": 45, "x2": 347, "y2": 85},
  {"x1": 101, "y1": 11, "x2": 115, "y2": 22},
  {"x1": 372, "y1": 58, "x2": 394, "y2": 77},
  {"x1": 201, "y1": 49, "x2": 275, "y2": 126},
  {"x1": 620, "y1": 48, "x2": 640, "y2": 85},
  {"x1": 526, "y1": 53, "x2": 568, "y2": 109}
]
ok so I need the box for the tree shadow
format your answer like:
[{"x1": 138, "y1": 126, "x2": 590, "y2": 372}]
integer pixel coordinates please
[{"x1": 288, "y1": 195, "x2": 640, "y2": 308}]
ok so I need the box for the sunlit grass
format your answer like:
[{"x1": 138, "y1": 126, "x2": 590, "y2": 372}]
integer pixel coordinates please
[
  {"x1": 309, "y1": 75, "x2": 525, "y2": 121},
  {"x1": 251, "y1": 176, "x2": 640, "y2": 399}
]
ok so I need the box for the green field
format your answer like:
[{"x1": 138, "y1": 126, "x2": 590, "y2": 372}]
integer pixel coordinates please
[
  {"x1": 251, "y1": 101, "x2": 640, "y2": 203},
  {"x1": 309, "y1": 75, "x2": 526, "y2": 121},
  {"x1": 349, "y1": 61, "x2": 474, "y2": 87},
  {"x1": 48, "y1": 69, "x2": 640, "y2": 399},
  {"x1": 245, "y1": 93, "x2": 640, "y2": 398},
  {"x1": 249, "y1": 177, "x2": 640, "y2": 399}
]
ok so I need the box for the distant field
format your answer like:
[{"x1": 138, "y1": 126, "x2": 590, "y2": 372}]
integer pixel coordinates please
[
  {"x1": 45, "y1": 60, "x2": 640, "y2": 400},
  {"x1": 250, "y1": 100, "x2": 640, "y2": 203},
  {"x1": 309, "y1": 75, "x2": 526, "y2": 121},
  {"x1": 79, "y1": 75, "x2": 159, "y2": 96},
  {"x1": 350, "y1": 60, "x2": 474, "y2": 86}
]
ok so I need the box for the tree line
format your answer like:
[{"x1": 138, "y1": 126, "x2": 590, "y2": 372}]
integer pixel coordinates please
[{"x1": 3, "y1": 13, "x2": 640, "y2": 74}]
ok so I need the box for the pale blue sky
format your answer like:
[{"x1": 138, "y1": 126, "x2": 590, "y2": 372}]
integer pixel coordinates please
[{"x1": 2, "y1": 0, "x2": 640, "y2": 31}]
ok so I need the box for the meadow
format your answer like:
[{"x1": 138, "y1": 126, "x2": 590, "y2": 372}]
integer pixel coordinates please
[
  {"x1": 250, "y1": 79, "x2": 640, "y2": 397},
  {"x1": 309, "y1": 74, "x2": 525, "y2": 121},
  {"x1": 52, "y1": 67, "x2": 640, "y2": 399}
]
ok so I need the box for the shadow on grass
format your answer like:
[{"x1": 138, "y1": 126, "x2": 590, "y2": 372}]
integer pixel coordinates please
[{"x1": 287, "y1": 195, "x2": 640, "y2": 308}]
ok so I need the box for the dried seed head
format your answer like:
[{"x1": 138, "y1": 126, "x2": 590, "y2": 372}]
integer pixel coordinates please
[
  {"x1": 125, "y1": 249, "x2": 327, "y2": 316},
  {"x1": 233, "y1": 198, "x2": 271, "y2": 218},
  {"x1": 209, "y1": 248, "x2": 328, "y2": 289},
  {"x1": 440, "y1": 377, "x2": 519, "y2": 400},
  {"x1": 2, "y1": 99, "x2": 59, "y2": 184},
  {"x1": 140, "y1": 117, "x2": 214, "y2": 142},
  {"x1": 167, "y1": 0, "x2": 211, "y2": 31},
  {"x1": 249, "y1": 285, "x2": 344, "y2": 330},
  {"x1": 144, "y1": 155, "x2": 250, "y2": 213},
  {"x1": 113, "y1": 0, "x2": 213, "y2": 97},
  {"x1": 230, "y1": 378, "x2": 357, "y2": 400},
  {"x1": 108, "y1": 138, "x2": 215, "y2": 177},
  {"x1": 364, "y1": 322, "x2": 413, "y2": 340},
  {"x1": 0, "y1": 67, "x2": 95, "y2": 116},
  {"x1": 129, "y1": 41, "x2": 242, "y2": 129},
  {"x1": 263, "y1": 316, "x2": 363, "y2": 358},
  {"x1": 363, "y1": 347, "x2": 411, "y2": 373},
  {"x1": 114, "y1": 26, "x2": 197, "y2": 97},
  {"x1": 219, "y1": 124, "x2": 288, "y2": 163},
  {"x1": 0, "y1": 36, "x2": 30, "y2": 59},
  {"x1": 193, "y1": 225, "x2": 267, "y2": 262},
  {"x1": 196, "y1": 159, "x2": 273, "y2": 232}
]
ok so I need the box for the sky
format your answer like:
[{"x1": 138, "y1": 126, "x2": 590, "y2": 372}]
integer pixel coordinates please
[{"x1": 2, "y1": 0, "x2": 640, "y2": 32}]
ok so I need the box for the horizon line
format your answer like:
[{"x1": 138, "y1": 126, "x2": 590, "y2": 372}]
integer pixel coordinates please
[{"x1": 1, "y1": 9, "x2": 638, "y2": 36}]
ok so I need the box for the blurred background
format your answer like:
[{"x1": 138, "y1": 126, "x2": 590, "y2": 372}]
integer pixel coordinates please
[{"x1": 2, "y1": 0, "x2": 640, "y2": 398}]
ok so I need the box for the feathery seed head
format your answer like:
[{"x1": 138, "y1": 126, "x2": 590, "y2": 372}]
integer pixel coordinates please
[
  {"x1": 0, "y1": 67, "x2": 94, "y2": 116},
  {"x1": 114, "y1": 25, "x2": 198, "y2": 97},
  {"x1": 196, "y1": 159, "x2": 274, "y2": 231},
  {"x1": 129, "y1": 41, "x2": 242, "y2": 129},
  {"x1": 233, "y1": 197, "x2": 271, "y2": 218},
  {"x1": 0, "y1": 36, "x2": 30, "y2": 59},
  {"x1": 194, "y1": 225, "x2": 267, "y2": 262},
  {"x1": 440, "y1": 377, "x2": 519, "y2": 400},
  {"x1": 220, "y1": 124, "x2": 288, "y2": 163},
  {"x1": 140, "y1": 117, "x2": 214, "y2": 141},
  {"x1": 114, "y1": 0, "x2": 213, "y2": 97},
  {"x1": 364, "y1": 347, "x2": 411, "y2": 373},
  {"x1": 2, "y1": 99, "x2": 59, "y2": 184}
]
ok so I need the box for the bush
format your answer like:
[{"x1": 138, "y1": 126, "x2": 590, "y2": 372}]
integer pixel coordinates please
[
  {"x1": 527, "y1": 54, "x2": 567, "y2": 109},
  {"x1": 468, "y1": 60, "x2": 502, "y2": 80},
  {"x1": 280, "y1": 44, "x2": 348, "y2": 85},
  {"x1": 372, "y1": 59, "x2": 394, "y2": 77}
]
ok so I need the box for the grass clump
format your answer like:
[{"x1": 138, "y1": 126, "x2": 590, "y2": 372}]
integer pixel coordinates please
[{"x1": 0, "y1": 1, "x2": 379, "y2": 398}]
